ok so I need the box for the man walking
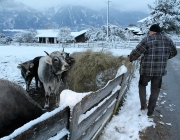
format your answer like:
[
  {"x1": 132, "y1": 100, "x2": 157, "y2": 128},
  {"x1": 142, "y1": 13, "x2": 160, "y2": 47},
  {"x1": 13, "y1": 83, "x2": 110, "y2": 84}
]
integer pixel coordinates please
[{"x1": 129, "y1": 24, "x2": 177, "y2": 116}]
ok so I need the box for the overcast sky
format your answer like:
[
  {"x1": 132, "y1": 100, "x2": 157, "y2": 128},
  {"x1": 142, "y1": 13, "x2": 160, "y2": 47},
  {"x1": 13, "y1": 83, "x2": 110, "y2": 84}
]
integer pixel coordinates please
[{"x1": 14, "y1": 0, "x2": 155, "y2": 13}]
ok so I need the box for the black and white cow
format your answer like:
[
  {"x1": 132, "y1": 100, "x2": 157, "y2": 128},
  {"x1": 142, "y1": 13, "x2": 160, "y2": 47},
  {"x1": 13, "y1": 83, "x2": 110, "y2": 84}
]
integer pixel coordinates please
[
  {"x1": 0, "y1": 79, "x2": 43, "y2": 137},
  {"x1": 17, "y1": 56, "x2": 43, "y2": 91},
  {"x1": 38, "y1": 51, "x2": 70, "y2": 108}
]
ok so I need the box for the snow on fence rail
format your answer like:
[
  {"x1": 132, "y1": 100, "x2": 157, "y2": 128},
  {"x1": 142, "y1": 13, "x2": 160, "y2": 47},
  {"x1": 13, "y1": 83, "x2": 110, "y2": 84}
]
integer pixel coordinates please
[{"x1": 1, "y1": 62, "x2": 138, "y2": 140}]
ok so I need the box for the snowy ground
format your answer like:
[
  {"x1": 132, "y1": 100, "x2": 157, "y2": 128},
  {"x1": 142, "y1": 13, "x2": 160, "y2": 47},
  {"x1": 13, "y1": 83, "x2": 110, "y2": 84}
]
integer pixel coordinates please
[
  {"x1": 0, "y1": 44, "x2": 179, "y2": 140},
  {"x1": 98, "y1": 70, "x2": 155, "y2": 140}
]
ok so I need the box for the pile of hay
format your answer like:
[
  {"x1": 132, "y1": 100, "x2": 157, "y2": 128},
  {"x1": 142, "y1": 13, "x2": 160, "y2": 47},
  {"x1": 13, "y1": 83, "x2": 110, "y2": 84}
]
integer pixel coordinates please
[{"x1": 65, "y1": 49, "x2": 129, "y2": 92}]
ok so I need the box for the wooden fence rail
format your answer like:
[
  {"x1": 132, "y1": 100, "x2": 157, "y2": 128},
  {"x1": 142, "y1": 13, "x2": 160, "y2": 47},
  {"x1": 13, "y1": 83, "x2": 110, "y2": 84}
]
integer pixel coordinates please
[{"x1": 1, "y1": 62, "x2": 138, "y2": 140}]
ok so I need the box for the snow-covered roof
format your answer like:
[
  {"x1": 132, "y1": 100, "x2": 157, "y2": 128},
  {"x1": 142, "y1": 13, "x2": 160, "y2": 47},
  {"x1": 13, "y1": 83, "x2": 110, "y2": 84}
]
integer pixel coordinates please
[
  {"x1": 138, "y1": 16, "x2": 151, "y2": 23},
  {"x1": 125, "y1": 26, "x2": 144, "y2": 35},
  {"x1": 71, "y1": 29, "x2": 88, "y2": 38},
  {"x1": 125, "y1": 26, "x2": 141, "y2": 32},
  {"x1": 136, "y1": 31, "x2": 144, "y2": 35},
  {"x1": 36, "y1": 29, "x2": 58, "y2": 37},
  {"x1": 35, "y1": 29, "x2": 88, "y2": 38}
]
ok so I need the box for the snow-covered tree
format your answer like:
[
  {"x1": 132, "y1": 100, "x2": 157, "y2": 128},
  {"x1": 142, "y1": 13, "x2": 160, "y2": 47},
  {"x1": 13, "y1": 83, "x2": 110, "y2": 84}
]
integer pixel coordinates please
[
  {"x1": 0, "y1": 33, "x2": 5, "y2": 38},
  {"x1": 13, "y1": 33, "x2": 23, "y2": 44},
  {"x1": 107, "y1": 24, "x2": 126, "y2": 41},
  {"x1": 0, "y1": 34, "x2": 12, "y2": 44},
  {"x1": 57, "y1": 27, "x2": 75, "y2": 43},
  {"x1": 85, "y1": 24, "x2": 126, "y2": 42},
  {"x1": 85, "y1": 27, "x2": 105, "y2": 42},
  {"x1": 1, "y1": 37, "x2": 12, "y2": 44},
  {"x1": 13, "y1": 29, "x2": 37, "y2": 44},
  {"x1": 23, "y1": 29, "x2": 37, "y2": 43},
  {"x1": 140, "y1": 0, "x2": 180, "y2": 34}
]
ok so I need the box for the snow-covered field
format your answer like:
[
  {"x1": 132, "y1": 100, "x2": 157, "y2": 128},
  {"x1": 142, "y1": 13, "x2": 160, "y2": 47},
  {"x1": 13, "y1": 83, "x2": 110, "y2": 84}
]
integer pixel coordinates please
[
  {"x1": 0, "y1": 43, "x2": 178, "y2": 140},
  {"x1": 0, "y1": 44, "x2": 132, "y2": 88}
]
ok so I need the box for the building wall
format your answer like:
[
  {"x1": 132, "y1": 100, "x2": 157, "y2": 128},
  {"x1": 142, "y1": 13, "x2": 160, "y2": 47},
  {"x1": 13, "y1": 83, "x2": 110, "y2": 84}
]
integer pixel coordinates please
[
  {"x1": 36, "y1": 32, "x2": 87, "y2": 43},
  {"x1": 75, "y1": 33, "x2": 87, "y2": 42},
  {"x1": 37, "y1": 37, "x2": 58, "y2": 44}
]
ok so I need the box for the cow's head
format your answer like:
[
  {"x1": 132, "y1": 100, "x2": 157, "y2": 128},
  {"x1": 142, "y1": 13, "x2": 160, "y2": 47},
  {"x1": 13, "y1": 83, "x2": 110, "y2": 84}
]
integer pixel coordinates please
[
  {"x1": 60, "y1": 49, "x2": 75, "y2": 65},
  {"x1": 17, "y1": 62, "x2": 34, "y2": 79},
  {"x1": 44, "y1": 51, "x2": 69, "y2": 75}
]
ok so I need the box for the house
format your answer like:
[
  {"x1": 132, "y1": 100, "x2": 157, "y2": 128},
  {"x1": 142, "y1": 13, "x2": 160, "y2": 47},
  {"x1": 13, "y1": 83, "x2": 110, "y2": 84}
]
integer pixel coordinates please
[
  {"x1": 125, "y1": 26, "x2": 144, "y2": 36},
  {"x1": 71, "y1": 30, "x2": 88, "y2": 42},
  {"x1": 35, "y1": 29, "x2": 88, "y2": 44}
]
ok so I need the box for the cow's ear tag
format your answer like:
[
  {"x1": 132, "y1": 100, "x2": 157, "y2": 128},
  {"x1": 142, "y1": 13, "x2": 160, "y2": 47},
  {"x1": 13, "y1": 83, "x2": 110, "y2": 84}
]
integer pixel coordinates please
[{"x1": 45, "y1": 57, "x2": 52, "y2": 65}]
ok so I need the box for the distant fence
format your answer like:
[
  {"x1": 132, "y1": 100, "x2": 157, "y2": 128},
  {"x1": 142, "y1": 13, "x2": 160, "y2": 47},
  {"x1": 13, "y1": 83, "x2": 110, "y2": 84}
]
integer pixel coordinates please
[
  {"x1": 1, "y1": 62, "x2": 138, "y2": 140},
  {"x1": 13, "y1": 40, "x2": 180, "y2": 49},
  {"x1": 11, "y1": 41, "x2": 139, "y2": 49},
  {"x1": 175, "y1": 41, "x2": 180, "y2": 46}
]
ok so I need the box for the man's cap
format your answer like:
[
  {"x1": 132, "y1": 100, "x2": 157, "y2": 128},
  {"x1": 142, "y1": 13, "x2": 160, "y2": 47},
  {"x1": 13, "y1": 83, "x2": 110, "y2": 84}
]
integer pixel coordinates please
[{"x1": 149, "y1": 24, "x2": 161, "y2": 32}]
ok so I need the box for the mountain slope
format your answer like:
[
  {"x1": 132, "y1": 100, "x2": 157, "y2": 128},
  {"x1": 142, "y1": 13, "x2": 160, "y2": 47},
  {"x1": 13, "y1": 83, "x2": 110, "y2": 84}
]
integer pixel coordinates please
[
  {"x1": 0, "y1": 0, "x2": 49, "y2": 29},
  {"x1": 48, "y1": 5, "x2": 148, "y2": 30},
  {"x1": 0, "y1": 1, "x2": 148, "y2": 31}
]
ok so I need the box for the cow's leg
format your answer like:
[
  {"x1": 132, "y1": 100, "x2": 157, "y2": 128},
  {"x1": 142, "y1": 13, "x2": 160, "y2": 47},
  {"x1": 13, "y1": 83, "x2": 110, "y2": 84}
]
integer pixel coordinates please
[
  {"x1": 26, "y1": 77, "x2": 33, "y2": 91},
  {"x1": 55, "y1": 88, "x2": 60, "y2": 107},
  {"x1": 44, "y1": 93, "x2": 50, "y2": 108},
  {"x1": 25, "y1": 82, "x2": 29, "y2": 91},
  {"x1": 55, "y1": 94, "x2": 59, "y2": 107},
  {"x1": 44, "y1": 85, "x2": 50, "y2": 108},
  {"x1": 39, "y1": 81, "x2": 44, "y2": 91},
  {"x1": 35, "y1": 76, "x2": 39, "y2": 90}
]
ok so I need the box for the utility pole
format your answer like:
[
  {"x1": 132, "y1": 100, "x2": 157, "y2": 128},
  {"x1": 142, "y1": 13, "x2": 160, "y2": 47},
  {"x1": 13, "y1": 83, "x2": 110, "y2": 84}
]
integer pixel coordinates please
[
  {"x1": 106, "y1": 0, "x2": 110, "y2": 42},
  {"x1": 156, "y1": 0, "x2": 159, "y2": 5}
]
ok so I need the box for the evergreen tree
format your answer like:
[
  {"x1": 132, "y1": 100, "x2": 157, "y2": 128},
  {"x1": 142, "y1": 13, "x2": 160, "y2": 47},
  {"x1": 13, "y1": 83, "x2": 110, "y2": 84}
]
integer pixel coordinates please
[{"x1": 140, "y1": 0, "x2": 180, "y2": 34}]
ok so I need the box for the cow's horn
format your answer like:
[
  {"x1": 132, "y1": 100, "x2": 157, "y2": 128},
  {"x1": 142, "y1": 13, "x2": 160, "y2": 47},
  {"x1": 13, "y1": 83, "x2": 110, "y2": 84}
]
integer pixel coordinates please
[{"x1": 44, "y1": 51, "x2": 49, "y2": 56}]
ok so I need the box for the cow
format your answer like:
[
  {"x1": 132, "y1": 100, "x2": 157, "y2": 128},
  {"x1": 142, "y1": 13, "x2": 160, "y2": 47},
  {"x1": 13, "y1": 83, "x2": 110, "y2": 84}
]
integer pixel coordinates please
[
  {"x1": 61, "y1": 52, "x2": 75, "y2": 87},
  {"x1": 17, "y1": 56, "x2": 43, "y2": 91},
  {"x1": 38, "y1": 51, "x2": 70, "y2": 108},
  {"x1": 0, "y1": 79, "x2": 43, "y2": 137}
]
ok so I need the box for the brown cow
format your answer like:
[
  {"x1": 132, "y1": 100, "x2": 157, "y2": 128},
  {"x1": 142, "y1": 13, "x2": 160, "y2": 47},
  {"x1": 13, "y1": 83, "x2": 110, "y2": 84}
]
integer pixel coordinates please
[{"x1": 0, "y1": 79, "x2": 43, "y2": 138}]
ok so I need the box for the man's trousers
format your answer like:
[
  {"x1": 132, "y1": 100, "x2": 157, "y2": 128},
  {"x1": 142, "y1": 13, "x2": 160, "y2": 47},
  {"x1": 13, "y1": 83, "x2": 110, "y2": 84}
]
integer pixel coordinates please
[{"x1": 138, "y1": 75, "x2": 162, "y2": 112}]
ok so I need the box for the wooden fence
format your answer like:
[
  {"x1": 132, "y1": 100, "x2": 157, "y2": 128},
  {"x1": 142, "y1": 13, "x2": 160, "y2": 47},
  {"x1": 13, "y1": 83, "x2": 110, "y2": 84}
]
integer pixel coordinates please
[{"x1": 1, "y1": 62, "x2": 138, "y2": 140}]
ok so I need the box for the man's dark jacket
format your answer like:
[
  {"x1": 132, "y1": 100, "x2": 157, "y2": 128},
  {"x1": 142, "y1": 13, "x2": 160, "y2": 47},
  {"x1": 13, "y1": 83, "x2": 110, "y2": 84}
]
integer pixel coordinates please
[{"x1": 129, "y1": 33, "x2": 177, "y2": 76}]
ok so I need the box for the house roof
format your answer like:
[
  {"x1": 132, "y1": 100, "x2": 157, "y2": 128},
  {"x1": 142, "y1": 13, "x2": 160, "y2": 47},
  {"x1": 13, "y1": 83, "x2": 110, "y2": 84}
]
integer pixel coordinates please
[
  {"x1": 125, "y1": 26, "x2": 141, "y2": 32},
  {"x1": 36, "y1": 29, "x2": 58, "y2": 37},
  {"x1": 71, "y1": 30, "x2": 88, "y2": 38},
  {"x1": 138, "y1": 16, "x2": 151, "y2": 23},
  {"x1": 35, "y1": 29, "x2": 88, "y2": 38},
  {"x1": 125, "y1": 26, "x2": 144, "y2": 35}
]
